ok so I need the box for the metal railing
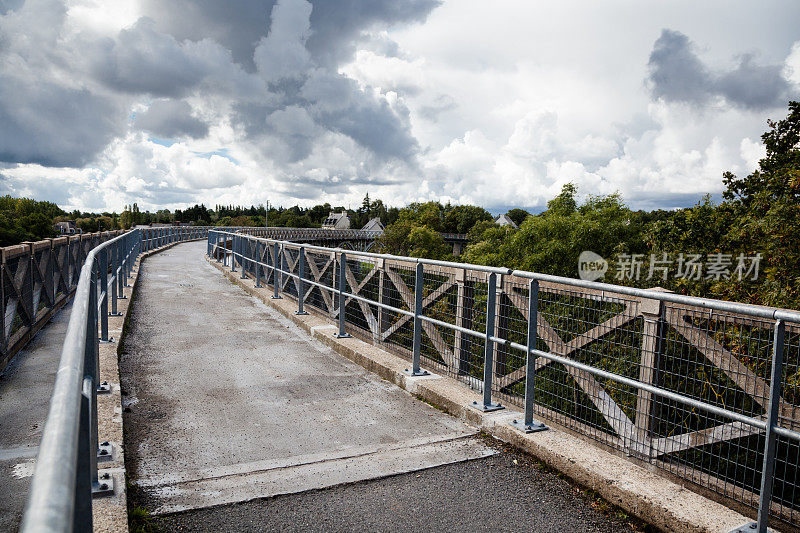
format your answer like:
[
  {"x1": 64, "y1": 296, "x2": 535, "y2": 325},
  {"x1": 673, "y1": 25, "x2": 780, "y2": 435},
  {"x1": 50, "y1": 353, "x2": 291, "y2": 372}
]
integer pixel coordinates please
[
  {"x1": 19, "y1": 226, "x2": 212, "y2": 532},
  {"x1": 1, "y1": 230, "x2": 126, "y2": 371},
  {"x1": 210, "y1": 229, "x2": 800, "y2": 532}
]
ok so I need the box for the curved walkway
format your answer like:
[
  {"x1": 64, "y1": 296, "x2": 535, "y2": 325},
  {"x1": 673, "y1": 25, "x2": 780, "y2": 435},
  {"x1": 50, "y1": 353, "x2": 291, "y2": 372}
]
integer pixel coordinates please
[{"x1": 120, "y1": 241, "x2": 635, "y2": 531}]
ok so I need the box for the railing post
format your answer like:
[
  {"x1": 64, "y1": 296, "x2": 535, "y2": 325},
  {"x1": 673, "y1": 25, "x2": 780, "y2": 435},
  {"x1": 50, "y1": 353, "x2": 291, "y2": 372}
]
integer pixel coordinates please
[
  {"x1": 735, "y1": 320, "x2": 785, "y2": 533},
  {"x1": 472, "y1": 272, "x2": 503, "y2": 412},
  {"x1": 122, "y1": 233, "x2": 130, "y2": 288},
  {"x1": 255, "y1": 240, "x2": 263, "y2": 288},
  {"x1": 110, "y1": 239, "x2": 120, "y2": 314},
  {"x1": 241, "y1": 237, "x2": 247, "y2": 279},
  {"x1": 405, "y1": 262, "x2": 429, "y2": 376},
  {"x1": 334, "y1": 252, "x2": 350, "y2": 338},
  {"x1": 271, "y1": 241, "x2": 282, "y2": 299},
  {"x1": 512, "y1": 279, "x2": 547, "y2": 432},
  {"x1": 296, "y1": 246, "x2": 308, "y2": 315},
  {"x1": 74, "y1": 378, "x2": 93, "y2": 532},
  {"x1": 231, "y1": 235, "x2": 238, "y2": 272},
  {"x1": 98, "y1": 249, "x2": 109, "y2": 342}
]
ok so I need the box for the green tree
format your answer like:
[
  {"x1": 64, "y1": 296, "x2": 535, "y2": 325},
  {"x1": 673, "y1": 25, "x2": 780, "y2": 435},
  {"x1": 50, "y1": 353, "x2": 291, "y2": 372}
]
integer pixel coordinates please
[
  {"x1": 443, "y1": 205, "x2": 492, "y2": 234},
  {"x1": 506, "y1": 208, "x2": 531, "y2": 227},
  {"x1": 720, "y1": 100, "x2": 800, "y2": 306}
]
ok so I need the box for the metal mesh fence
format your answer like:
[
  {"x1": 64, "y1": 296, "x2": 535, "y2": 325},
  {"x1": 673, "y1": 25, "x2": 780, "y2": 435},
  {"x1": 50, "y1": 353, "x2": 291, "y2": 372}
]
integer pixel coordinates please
[{"x1": 215, "y1": 231, "x2": 800, "y2": 528}]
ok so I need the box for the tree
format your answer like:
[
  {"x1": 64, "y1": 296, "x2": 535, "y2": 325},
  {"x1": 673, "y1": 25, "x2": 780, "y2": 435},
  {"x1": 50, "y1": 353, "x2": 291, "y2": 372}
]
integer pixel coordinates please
[
  {"x1": 443, "y1": 205, "x2": 492, "y2": 234},
  {"x1": 506, "y1": 208, "x2": 531, "y2": 227},
  {"x1": 464, "y1": 185, "x2": 646, "y2": 278},
  {"x1": 719, "y1": 101, "x2": 800, "y2": 306}
]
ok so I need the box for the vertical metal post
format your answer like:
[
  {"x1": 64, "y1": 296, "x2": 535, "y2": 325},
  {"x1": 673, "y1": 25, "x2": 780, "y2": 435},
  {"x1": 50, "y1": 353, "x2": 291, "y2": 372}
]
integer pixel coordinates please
[
  {"x1": 406, "y1": 262, "x2": 429, "y2": 376},
  {"x1": 296, "y1": 247, "x2": 308, "y2": 315},
  {"x1": 272, "y1": 242, "x2": 282, "y2": 299},
  {"x1": 472, "y1": 272, "x2": 503, "y2": 412},
  {"x1": 231, "y1": 235, "x2": 237, "y2": 272},
  {"x1": 74, "y1": 380, "x2": 93, "y2": 532},
  {"x1": 255, "y1": 241, "x2": 262, "y2": 288},
  {"x1": 334, "y1": 252, "x2": 350, "y2": 338},
  {"x1": 110, "y1": 240, "x2": 119, "y2": 314},
  {"x1": 750, "y1": 320, "x2": 785, "y2": 533},
  {"x1": 99, "y1": 249, "x2": 109, "y2": 342},
  {"x1": 123, "y1": 233, "x2": 131, "y2": 287},
  {"x1": 86, "y1": 265, "x2": 104, "y2": 476},
  {"x1": 512, "y1": 279, "x2": 547, "y2": 432},
  {"x1": 241, "y1": 237, "x2": 247, "y2": 279}
]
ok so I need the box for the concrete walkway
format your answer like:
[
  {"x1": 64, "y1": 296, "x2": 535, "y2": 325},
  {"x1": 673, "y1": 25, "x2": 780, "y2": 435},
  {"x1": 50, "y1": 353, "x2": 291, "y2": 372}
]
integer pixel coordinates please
[
  {"x1": 0, "y1": 302, "x2": 72, "y2": 532},
  {"x1": 121, "y1": 242, "x2": 493, "y2": 515}
]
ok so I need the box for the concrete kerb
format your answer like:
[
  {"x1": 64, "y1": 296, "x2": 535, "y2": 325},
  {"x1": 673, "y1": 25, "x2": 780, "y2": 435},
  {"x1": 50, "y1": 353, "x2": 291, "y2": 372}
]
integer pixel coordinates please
[
  {"x1": 93, "y1": 240, "x2": 189, "y2": 533},
  {"x1": 207, "y1": 255, "x2": 754, "y2": 533}
]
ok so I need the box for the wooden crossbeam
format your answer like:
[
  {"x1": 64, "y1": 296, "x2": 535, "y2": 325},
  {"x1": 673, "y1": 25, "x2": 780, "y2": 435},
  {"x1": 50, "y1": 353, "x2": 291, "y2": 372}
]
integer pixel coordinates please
[
  {"x1": 382, "y1": 268, "x2": 455, "y2": 361},
  {"x1": 651, "y1": 419, "x2": 763, "y2": 456},
  {"x1": 304, "y1": 252, "x2": 335, "y2": 313},
  {"x1": 381, "y1": 269, "x2": 455, "y2": 341}
]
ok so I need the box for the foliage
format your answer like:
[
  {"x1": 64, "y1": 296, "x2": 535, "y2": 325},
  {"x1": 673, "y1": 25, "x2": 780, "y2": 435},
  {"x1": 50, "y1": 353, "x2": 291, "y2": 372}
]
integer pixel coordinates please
[
  {"x1": 0, "y1": 195, "x2": 64, "y2": 246},
  {"x1": 464, "y1": 186, "x2": 647, "y2": 275},
  {"x1": 506, "y1": 208, "x2": 531, "y2": 226}
]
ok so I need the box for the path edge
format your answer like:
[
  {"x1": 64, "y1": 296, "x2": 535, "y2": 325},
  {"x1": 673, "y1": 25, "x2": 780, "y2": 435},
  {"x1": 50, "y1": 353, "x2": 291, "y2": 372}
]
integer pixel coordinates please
[{"x1": 93, "y1": 239, "x2": 199, "y2": 532}]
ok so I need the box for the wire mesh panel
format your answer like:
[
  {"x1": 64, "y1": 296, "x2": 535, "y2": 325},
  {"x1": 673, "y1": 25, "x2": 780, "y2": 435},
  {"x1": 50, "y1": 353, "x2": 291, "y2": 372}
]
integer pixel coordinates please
[
  {"x1": 303, "y1": 249, "x2": 336, "y2": 316},
  {"x1": 340, "y1": 255, "x2": 382, "y2": 342},
  {"x1": 379, "y1": 260, "x2": 417, "y2": 358}
]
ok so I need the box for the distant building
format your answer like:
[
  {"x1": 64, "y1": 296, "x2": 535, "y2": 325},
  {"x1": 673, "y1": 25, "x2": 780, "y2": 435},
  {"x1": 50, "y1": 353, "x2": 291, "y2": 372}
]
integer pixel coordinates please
[
  {"x1": 322, "y1": 211, "x2": 351, "y2": 230},
  {"x1": 494, "y1": 213, "x2": 518, "y2": 229},
  {"x1": 54, "y1": 221, "x2": 80, "y2": 235},
  {"x1": 361, "y1": 217, "x2": 384, "y2": 233}
]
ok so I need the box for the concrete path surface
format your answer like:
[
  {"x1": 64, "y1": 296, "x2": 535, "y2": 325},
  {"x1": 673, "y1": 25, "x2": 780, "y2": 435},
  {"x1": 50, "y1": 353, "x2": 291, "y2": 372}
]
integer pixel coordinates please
[
  {"x1": 121, "y1": 241, "x2": 494, "y2": 515},
  {"x1": 0, "y1": 302, "x2": 72, "y2": 532},
  {"x1": 156, "y1": 438, "x2": 639, "y2": 533}
]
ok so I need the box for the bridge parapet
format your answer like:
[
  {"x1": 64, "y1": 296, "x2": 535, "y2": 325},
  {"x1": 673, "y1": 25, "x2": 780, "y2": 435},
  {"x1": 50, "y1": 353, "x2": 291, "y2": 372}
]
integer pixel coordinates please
[{"x1": 210, "y1": 228, "x2": 800, "y2": 531}]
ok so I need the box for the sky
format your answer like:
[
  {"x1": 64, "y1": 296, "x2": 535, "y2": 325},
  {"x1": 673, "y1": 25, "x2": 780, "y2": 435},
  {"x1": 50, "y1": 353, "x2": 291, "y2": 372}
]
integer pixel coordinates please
[{"x1": 0, "y1": 0, "x2": 799, "y2": 214}]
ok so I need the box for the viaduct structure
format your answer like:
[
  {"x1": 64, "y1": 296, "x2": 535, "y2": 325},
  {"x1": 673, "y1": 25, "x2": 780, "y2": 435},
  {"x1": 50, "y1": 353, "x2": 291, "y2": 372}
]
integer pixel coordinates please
[{"x1": 1, "y1": 226, "x2": 797, "y2": 533}]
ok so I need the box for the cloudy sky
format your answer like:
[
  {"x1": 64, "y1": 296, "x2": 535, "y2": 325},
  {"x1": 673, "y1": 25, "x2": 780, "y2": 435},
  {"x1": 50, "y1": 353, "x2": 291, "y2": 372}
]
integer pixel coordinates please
[{"x1": 1, "y1": 0, "x2": 799, "y2": 214}]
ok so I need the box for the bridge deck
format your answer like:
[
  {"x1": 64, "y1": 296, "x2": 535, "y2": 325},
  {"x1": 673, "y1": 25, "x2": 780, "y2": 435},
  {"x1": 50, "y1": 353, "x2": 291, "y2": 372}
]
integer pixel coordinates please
[
  {"x1": 121, "y1": 241, "x2": 491, "y2": 514},
  {"x1": 1, "y1": 240, "x2": 641, "y2": 531}
]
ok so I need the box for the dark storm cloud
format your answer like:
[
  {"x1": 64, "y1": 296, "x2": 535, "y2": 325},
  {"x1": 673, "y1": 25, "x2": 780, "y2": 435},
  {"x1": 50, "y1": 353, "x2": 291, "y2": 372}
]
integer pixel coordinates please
[
  {"x1": 647, "y1": 29, "x2": 795, "y2": 110},
  {"x1": 140, "y1": 0, "x2": 439, "y2": 71},
  {"x1": 0, "y1": 75, "x2": 123, "y2": 166},
  {"x1": 236, "y1": 70, "x2": 418, "y2": 163},
  {"x1": 0, "y1": 0, "x2": 435, "y2": 171},
  {"x1": 311, "y1": 75, "x2": 418, "y2": 160},
  {"x1": 305, "y1": 0, "x2": 441, "y2": 67},
  {"x1": 94, "y1": 18, "x2": 208, "y2": 98},
  {"x1": 647, "y1": 30, "x2": 713, "y2": 105},
  {"x1": 136, "y1": 100, "x2": 210, "y2": 139},
  {"x1": 715, "y1": 54, "x2": 791, "y2": 110}
]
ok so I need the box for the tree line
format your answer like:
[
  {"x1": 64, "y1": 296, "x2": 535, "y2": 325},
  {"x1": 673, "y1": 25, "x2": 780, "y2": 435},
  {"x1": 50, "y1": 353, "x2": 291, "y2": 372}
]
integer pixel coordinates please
[{"x1": 3, "y1": 100, "x2": 797, "y2": 307}]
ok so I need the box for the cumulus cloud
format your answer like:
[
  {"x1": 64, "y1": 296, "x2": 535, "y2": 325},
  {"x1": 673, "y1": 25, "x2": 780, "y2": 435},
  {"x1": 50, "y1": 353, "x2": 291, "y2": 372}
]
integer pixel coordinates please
[{"x1": 648, "y1": 29, "x2": 797, "y2": 110}]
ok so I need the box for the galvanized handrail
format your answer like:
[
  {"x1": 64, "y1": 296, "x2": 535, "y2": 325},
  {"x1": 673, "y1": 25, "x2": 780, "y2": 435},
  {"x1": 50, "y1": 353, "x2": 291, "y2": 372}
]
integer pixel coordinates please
[
  {"x1": 20, "y1": 226, "x2": 215, "y2": 533},
  {"x1": 210, "y1": 229, "x2": 800, "y2": 532}
]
